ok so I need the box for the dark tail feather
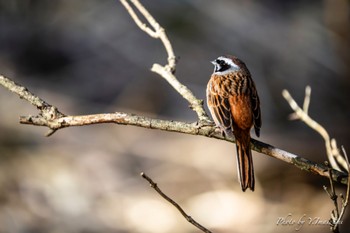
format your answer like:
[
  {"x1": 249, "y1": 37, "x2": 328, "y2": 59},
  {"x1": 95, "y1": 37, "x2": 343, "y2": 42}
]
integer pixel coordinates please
[{"x1": 236, "y1": 138, "x2": 255, "y2": 191}]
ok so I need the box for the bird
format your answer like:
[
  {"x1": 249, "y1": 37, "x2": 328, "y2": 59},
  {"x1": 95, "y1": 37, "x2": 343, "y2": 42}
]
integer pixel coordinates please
[{"x1": 206, "y1": 55, "x2": 261, "y2": 191}]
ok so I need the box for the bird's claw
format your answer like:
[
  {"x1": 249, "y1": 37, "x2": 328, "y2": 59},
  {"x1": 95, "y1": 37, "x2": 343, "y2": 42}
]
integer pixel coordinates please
[
  {"x1": 194, "y1": 120, "x2": 223, "y2": 137},
  {"x1": 195, "y1": 119, "x2": 215, "y2": 128}
]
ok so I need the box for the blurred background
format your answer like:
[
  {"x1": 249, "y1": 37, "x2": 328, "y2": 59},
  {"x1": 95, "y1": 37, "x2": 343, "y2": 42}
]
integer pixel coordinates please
[{"x1": 0, "y1": 0, "x2": 349, "y2": 232}]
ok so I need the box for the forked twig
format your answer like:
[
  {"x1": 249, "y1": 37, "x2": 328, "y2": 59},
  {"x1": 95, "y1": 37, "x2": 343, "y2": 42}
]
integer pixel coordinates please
[
  {"x1": 141, "y1": 172, "x2": 213, "y2": 233},
  {"x1": 119, "y1": 0, "x2": 176, "y2": 71},
  {"x1": 282, "y1": 86, "x2": 347, "y2": 171},
  {"x1": 119, "y1": 0, "x2": 209, "y2": 122}
]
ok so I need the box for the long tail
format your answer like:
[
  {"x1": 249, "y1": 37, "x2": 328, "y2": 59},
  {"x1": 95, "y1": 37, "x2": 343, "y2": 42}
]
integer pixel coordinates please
[{"x1": 235, "y1": 133, "x2": 255, "y2": 191}]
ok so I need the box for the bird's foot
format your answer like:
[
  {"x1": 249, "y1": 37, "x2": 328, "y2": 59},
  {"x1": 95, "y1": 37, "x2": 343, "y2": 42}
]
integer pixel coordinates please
[
  {"x1": 195, "y1": 120, "x2": 224, "y2": 137},
  {"x1": 195, "y1": 119, "x2": 215, "y2": 128}
]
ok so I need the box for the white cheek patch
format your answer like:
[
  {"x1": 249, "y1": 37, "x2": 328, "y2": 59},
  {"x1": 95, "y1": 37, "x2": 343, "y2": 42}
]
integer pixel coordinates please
[{"x1": 219, "y1": 57, "x2": 240, "y2": 70}]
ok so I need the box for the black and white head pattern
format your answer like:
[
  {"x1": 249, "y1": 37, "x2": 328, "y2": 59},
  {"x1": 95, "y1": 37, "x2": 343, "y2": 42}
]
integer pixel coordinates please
[{"x1": 212, "y1": 56, "x2": 240, "y2": 75}]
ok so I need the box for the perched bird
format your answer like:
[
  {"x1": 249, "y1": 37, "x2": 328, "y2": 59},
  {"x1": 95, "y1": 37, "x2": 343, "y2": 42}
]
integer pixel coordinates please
[{"x1": 206, "y1": 55, "x2": 261, "y2": 191}]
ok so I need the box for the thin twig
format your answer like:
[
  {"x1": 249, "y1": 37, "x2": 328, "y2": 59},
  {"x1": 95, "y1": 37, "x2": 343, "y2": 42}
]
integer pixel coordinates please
[
  {"x1": 282, "y1": 87, "x2": 348, "y2": 171},
  {"x1": 303, "y1": 86, "x2": 311, "y2": 115},
  {"x1": 140, "y1": 172, "x2": 213, "y2": 233},
  {"x1": 324, "y1": 164, "x2": 340, "y2": 230},
  {"x1": 120, "y1": 0, "x2": 176, "y2": 70},
  {"x1": 330, "y1": 146, "x2": 350, "y2": 232},
  {"x1": 119, "y1": 0, "x2": 158, "y2": 38},
  {"x1": 324, "y1": 154, "x2": 349, "y2": 233},
  {"x1": 0, "y1": 75, "x2": 65, "y2": 119}
]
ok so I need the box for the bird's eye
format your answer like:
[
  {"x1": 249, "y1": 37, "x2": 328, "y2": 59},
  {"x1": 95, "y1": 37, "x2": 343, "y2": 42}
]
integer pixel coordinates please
[
  {"x1": 219, "y1": 60, "x2": 228, "y2": 67},
  {"x1": 214, "y1": 59, "x2": 231, "y2": 73}
]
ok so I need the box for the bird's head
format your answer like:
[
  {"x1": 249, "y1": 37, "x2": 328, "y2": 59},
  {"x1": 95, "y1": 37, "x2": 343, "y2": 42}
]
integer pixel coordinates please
[{"x1": 211, "y1": 55, "x2": 247, "y2": 75}]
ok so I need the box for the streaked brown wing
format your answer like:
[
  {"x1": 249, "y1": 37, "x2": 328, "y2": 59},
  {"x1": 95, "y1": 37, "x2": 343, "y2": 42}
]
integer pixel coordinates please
[
  {"x1": 250, "y1": 82, "x2": 261, "y2": 137},
  {"x1": 207, "y1": 87, "x2": 232, "y2": 131}
]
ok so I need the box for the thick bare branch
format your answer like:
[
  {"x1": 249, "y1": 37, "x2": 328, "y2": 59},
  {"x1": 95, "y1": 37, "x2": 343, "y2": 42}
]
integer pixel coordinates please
[{"x1": 0, "y1": 75, "x2": 347, "y2": 185}]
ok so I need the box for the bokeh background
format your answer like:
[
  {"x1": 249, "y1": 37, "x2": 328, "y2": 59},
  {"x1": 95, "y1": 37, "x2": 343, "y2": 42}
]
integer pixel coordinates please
[{"x1": 0, "y1": 0, "x2": 349, "y2": 232}]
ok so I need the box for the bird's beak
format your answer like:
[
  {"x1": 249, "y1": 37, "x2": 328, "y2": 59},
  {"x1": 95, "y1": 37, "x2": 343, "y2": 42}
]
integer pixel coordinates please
[{"x1": 211, "y1": 60, "x2": 216, "y2": 65}]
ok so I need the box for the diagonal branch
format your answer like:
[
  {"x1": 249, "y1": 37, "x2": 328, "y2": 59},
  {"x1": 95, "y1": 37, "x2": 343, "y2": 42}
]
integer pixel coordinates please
[
  {"x1": 141, "y1": 172, "x2": 212, "y2": 233},
  {"x1": 120, "y1": 0, "x2": 209, "y2": 122},
  {"x1": 282, "y1": 87, "x2": 348, "y2": 171},
  {"x1": 0, "y1": 75, "x2": 65, "y2": 118}
]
